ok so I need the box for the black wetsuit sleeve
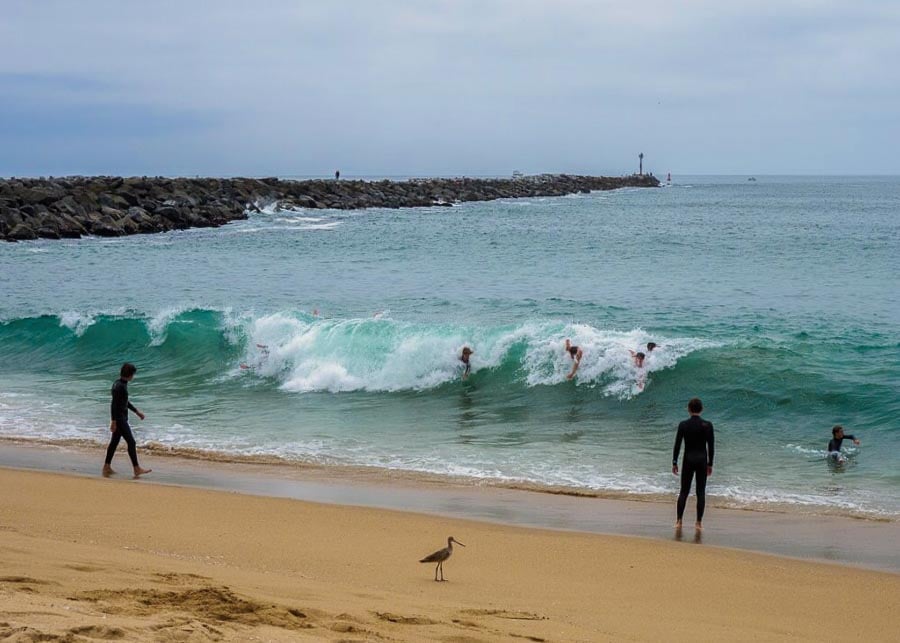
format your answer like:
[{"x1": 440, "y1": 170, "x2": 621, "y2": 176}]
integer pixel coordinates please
[
  {"x1": 844, "y1": 435, "x2": 856, "y2": 441},
  {"x1": 707, "y1": 422, "x2": 715, "y2": 466},
  {"x1": 128, "y1": 401, "x2": 138, "y2": 413},
  {"x1": 672, "y1": 424, "x2": 684, "y2": 466}
]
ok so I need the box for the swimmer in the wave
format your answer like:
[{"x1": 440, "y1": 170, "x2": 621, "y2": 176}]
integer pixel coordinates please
[
  {"x1": 460, "y1": 346, "x2": 474, "y2": 380},
  {"x1": 827, "y1": 425, "x2": 860, "y2": 461},
  {"x1": 240, "y1": 344, "x2": 270, "y2": 370},
  {"x1": 646, "y1": 342, "x2": 658, "y2": 353},
  {"x1": 629, "y1": 350, "x2": 647, "y2": 390},
  {"x1": 564, "y1": 339, "x2": 582, "y2": 380}
]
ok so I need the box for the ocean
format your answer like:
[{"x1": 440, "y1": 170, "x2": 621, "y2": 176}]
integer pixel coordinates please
[{"x1": 1, "y1": 175, "x2": 898, "y2": 518}]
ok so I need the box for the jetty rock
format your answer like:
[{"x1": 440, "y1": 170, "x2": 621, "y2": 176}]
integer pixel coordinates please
[{"x1": 0, "y1": 173, "x2": 659, "y2": 241}]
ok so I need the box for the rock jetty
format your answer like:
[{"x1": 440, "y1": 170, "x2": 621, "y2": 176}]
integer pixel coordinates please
[{"x1": 0, "y1": 174, "x2": 659, "y2": 241}]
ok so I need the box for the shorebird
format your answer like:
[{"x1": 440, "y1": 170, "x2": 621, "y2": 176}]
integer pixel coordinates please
[{"x1": 419, "y1": 536, "x2": 465, "y2": 581}]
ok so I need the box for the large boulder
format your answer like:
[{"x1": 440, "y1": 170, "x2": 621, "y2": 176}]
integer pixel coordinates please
[{"x1": 8, "y1": 223, "x2": 37, "y2": 241}]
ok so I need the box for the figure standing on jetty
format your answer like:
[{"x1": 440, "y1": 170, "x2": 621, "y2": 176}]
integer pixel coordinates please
[
  {"x1": 672, "y1": 397, "x2": 714, "y2": 531},
  {"x1": 103, "y1": 362, "x2": 152, "y2": 478},
  {"x1": 564, "y1": 339, "x2": 583, "y2": 380},
  {"x1": 335, "y1": 170, "x2": 340, "y2": 180}
]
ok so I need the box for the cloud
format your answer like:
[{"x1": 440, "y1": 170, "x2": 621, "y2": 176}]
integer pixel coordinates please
[{"x1": 1, "y1": 1, "x2": 898, "y2": 175}]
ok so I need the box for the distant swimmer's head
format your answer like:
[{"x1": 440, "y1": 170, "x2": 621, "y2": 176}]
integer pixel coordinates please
[
  {"x1": 832, "y1": 425, "x2": 844, "y2": 438},
  {"x1": 120, "y1": 362, "x2": 137, "y2": 381},
  {"x1": 568, "y1": 346, "x2": 579, "y2": 358},
  {"x1": 688, "y1": 397, "x2": 703, "y2": 414},
  {"x1": 461, "y1": 347, "x2": 473, "y2": 356},
  {"x1": 646, "y1": 342, "x2": 657, "y2": 352},
  {"x1": 634, "y1": 352, "x2": 646, "y2": 366}
]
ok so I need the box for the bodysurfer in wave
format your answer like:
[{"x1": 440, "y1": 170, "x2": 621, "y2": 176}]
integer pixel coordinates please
[
  {"x1": 240, "y1": 344, "x2": 270, "y2": 370},
  {"x1": 460, "y1": 346, "x2": 474, "y2": 380},
  {"x1": 629, "y1": 349, "x2": 647, "y2": 390},
  {"x1": 564, "y1": 339, "x2": 582, "y2": 380}
]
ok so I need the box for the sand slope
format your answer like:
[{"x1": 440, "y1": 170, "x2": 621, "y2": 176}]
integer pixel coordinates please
[{"x1": 0, "y1": 468, "x2": 898, "y2": 642}]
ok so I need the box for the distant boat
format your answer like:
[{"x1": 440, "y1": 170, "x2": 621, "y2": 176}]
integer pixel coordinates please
[
  {"x1": 666, "y1": 172, "x2": 671, "y2": 184},
  {"x1": 748, "y1": 177, "x2": 757, "y2": 182}
]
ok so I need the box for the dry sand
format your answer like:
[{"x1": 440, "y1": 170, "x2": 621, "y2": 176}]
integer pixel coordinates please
[{"x1": 1, "y1": 468, "x2": 898, "y2": 642}]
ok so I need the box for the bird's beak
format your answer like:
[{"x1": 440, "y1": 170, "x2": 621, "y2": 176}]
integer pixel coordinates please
[{"x1": 455, "y1": 541, "x2": 466, "y2": 547}]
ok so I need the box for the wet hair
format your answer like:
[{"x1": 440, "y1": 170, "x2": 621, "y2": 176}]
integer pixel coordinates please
[
  {"x1": 120, "y1": 362, "x2": 137, "y2": 378},
  {"x1": 636, "y1": 352, "x2": 645, "y2": 360},
  {"x1": 688, "y1": 397, "x2": 703, "y2": 414},
  {"x1": 646, "y1": 342, "x2": 657, "y2": 351},
  {"x1": 462, "y1": 347, "x2": 473, "y2": 355},
  {"x1": 832, "y1": 425, "x2": 844, "y2": 437},
  {"x1": 568, "y1": 346, "x2": 579, "y2": 357}
]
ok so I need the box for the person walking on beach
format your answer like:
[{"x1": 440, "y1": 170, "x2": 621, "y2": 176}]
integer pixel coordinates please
[
  {"x1": 564, "y1": 339, "x2": 582, "y2": 380},
  {"x1": 672, "y1": 397, "x2": 714, "y2": 531},
  {"x1": 103, "y1": 362, "x2": 152, "y2": 478}
]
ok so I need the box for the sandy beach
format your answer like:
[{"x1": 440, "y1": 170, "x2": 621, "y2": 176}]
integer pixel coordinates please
[{"x1": 2, "y1": 466, "x2": 898, "y2": 642}]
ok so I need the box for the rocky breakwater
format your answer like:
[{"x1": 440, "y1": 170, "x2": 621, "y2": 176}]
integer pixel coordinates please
[{"x1": 0, "y1": 174, "x2": 659, "y2": 241}]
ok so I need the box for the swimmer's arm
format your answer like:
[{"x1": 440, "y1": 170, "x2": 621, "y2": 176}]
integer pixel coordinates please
[
  {"x1": 566, "y1": 360, "x2": 580, "y2": 380},
  {"x1": 846, "y1": 434, "x2": 860, "y2": 445}
]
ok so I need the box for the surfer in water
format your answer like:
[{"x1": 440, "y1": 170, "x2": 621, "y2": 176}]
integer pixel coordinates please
[
  {"x1": 629, "y1": 349, "x2": 649, "y2": 390},
  {"x1": 460, "y1": 346, "x2": 474, "y2": 380},
  {"x1": 240, "y1": 344, "x2": 270, "y2": 370},
  {"x1": 827, "y1": 425, "x2": 860, "y2": 462},
  {"x1": 564, "y1": 339, "x2": 582, "y2": 380}
]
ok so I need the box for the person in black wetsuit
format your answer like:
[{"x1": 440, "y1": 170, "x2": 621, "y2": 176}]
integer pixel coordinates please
[
  {"x1": 827, "y1": 425, "x2": 860, "y2": 460},
  {"x1": 103, "y1": 362, "x2": 152, "y2": 478},
  {"x1": 672, "y1": 397, "x2": 714, "y2": 531}
]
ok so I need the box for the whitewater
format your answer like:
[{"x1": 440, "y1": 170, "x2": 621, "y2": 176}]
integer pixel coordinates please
[{"x1": 1, "y1": 176, "x2": 898, "y2": 518}]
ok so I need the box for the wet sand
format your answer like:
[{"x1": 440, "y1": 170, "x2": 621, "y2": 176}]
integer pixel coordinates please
[
  {"x1": 1, "y1": 465, "x2": 899, "y2": 642},
  {"x1": 2, "y1": 441, "x2": 899, "y2": 572}
]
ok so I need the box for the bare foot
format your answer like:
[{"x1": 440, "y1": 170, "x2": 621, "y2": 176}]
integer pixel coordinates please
[
  {"x1": 674, "y1": 520, "x2": 683, "y2": 529},
  {"x1": 695, "y1": 522, "x2": 703, "y2": 531},
  {"x1": 102, "y1": 465, "x2": 115, "y2": 477},
  {"x1": 133, "y1": 467, "x2": 152, "y2": 478}
]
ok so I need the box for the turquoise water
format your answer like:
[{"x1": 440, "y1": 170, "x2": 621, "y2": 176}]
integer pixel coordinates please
[{"x1": 1, "y1": 176, "x2": 898, "y2": 517}]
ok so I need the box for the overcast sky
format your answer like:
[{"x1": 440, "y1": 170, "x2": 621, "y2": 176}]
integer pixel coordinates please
[{"x1": 2, "y1": 1, "x2": 899, "y2": 176}]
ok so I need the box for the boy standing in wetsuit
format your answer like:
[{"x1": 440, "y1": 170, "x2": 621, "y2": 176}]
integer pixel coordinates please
[
  {"x1": 103, "y1": 362, "x2": 152, "y2": 478},
  {"x1": 827, "y1": 425, "x2": 860, "y2": 459},
  {"x1": 672, "y1": 397, "x2": 715, "y2": 531}
]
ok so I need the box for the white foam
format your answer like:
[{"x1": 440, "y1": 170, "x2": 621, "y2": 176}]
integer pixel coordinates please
[
  {"x1": 59, "y1": 311, "x2": 97, "y2": 336},
  {"x1": 145, "y1": 306, "x2": 189, "y2": 346},
  {"x1": 232, "y1": 314, "x2": 718, "y2": 397}
]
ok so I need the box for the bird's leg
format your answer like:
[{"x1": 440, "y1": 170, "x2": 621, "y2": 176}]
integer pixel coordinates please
[
  {"x1": 439, "y1": 561, "x2": 445, "y2": 582},
  {"x1": 434, "y1": 563, "x2": 439, "y2": 582}
]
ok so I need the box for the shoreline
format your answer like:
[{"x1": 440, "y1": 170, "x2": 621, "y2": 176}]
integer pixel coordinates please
[
  {"x1": 2, "y1": 440, "x2": 898, "y2": 573},
  {"x1": 0, "y1": 173, "x2": 659, "y2": 241},
  {"x1": 1, "y1": 435, "x2": 893, "y2": 523},
  {"x1": 1, "y1": 467, "x2": 898, "y2": 642}
]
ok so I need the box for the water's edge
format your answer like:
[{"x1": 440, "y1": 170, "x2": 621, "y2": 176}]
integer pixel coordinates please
[{"x1": 2, "y1": 440, "x2": 898, "y2": 573}]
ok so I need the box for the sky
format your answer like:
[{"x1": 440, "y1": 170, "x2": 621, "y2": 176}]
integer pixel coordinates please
[{"x1": 2, "y1": 1, "x2": 899, "y2": 176}]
